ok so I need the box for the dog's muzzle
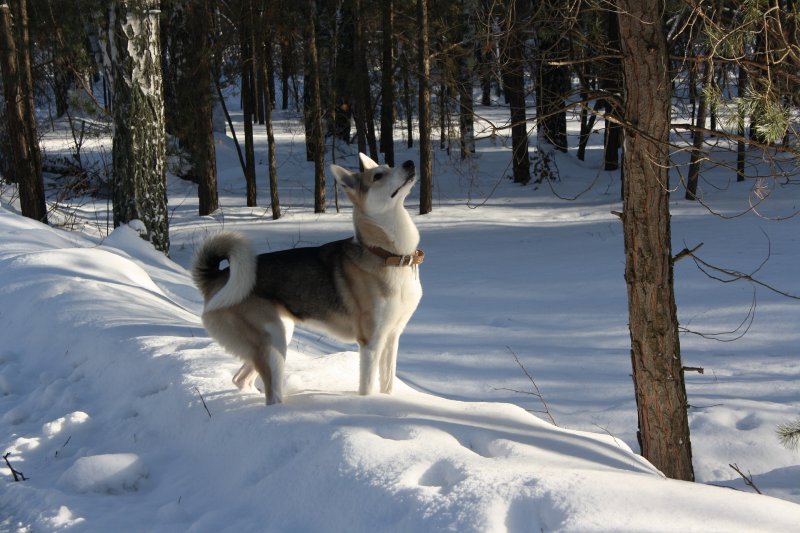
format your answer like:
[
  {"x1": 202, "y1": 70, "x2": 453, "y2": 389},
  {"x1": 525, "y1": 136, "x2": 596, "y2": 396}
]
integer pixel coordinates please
[{"x1": 391, "y1": 160, "x2": 417, "y2": 198}]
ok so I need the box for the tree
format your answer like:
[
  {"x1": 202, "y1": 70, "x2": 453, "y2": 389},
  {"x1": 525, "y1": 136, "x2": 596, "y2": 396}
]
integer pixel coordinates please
[
  {"x1": 616, "y1": 0, "x2": 694, "y2": 481},
  {"x1": 351, "y1": 0, "x2": 378, "y2": 161},
  {"x1": 457, "y1": 0, "x2": 476, "y2": 158},
  {"x1": 306, "y1": 0, "x2": 325, "y2": 213},
  {"x1": 501, "y1": 0, "x2": 531, "y2": 185},
  {"x1": 418, "y1": 0, "x2": 432, "y2": 215},
  {"x1": 239, "y1": 0, "x2": 257, "y2": 207},
  {"x1": 600, "y1": 9, "x2": 622, "y2": 173},
  {"x1": 380, "y1": 0, "x2": 395, "y2": 166},
  {"x1": 0, "y1": 0, "x2": 46, "y2": 223},
  {"x1": 110, "y1": 0, "x2": 169, "y2": 253},
  {"x1": 260, "y1": 2, "x2": 280, "y2": 220},
  {"x1": 685, "y1": 57, "x2": 712, "y2": 201},
  {"x1": 174, "y1": 0, "x2": 219, "y2": 216},
  {"x1": 535, "y1": 3, "x2": 568, "y2": 153}
]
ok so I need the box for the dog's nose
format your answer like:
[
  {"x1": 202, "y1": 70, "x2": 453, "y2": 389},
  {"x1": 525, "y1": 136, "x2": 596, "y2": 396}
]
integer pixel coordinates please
[{"x1": 402, "y1": 160, "x2": 415, "y2": 172}]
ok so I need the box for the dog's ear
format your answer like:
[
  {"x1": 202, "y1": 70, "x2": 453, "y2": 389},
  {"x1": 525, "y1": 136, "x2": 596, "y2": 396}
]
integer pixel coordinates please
[
  {"x1": 330, "y1": 164, "x2": 357, "y2": 191},
  {"x1": 358, "y1": 152, "x2": 379, "y2": 171}
]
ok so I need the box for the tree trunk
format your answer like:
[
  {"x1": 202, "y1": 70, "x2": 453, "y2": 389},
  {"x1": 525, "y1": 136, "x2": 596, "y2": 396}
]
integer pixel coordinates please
[
  {"x1": 352, "y1": 0, "x2": 367, "y2": 157},
  {"x1": 686, "y1": 57, "x2": 712, "y2": 201},
  {"x1": 0, "y1": 1, "x2": 46, "y2": 223},
  {"x1": 259, "y1": 3, "x2": 279, "y2": 219},
  {"x1": 503, "y1": 0, "x2": 530, "y2": 185},
  {"x1": 458, "y1": 0, "x2": 475, "y2": 159},
  {"x1": 380, "y1": 0, "x2": 395, "y2": 166},
  {"x1": 240, "y1": 0, "x2": 257, "y2": 207},
  {"x1": 111, "y1": 0, "x2": 169, "y2": 253},
  {"x1": 400, "y1": 50, "x2": 414, "y2": 149},
  {"x1": 307, "y1": 0, "x2": 325, "y2": 213},
  {"x1": 736, "y1": 63, "x2": 747, "y2": 182},
  {"x1": 617, "y1": 0, "x2": 694, "y2": 481},
  {"x1": 280, "y1": 36, "x2": 291, "y2": 110},
  {"x1": 536, "y1": 29, "x2": 568, "y2": 152},
  {"x1": 332, "y1": 1, "x2": 353, "y2": 146},
  {"x1": 602, "y1": 9, "x2": 622, "y2": 172},
  {"x1": 186, "y1": 0, "x2": 218, "y2": 215},
  {"x1": 417, "y1": 0, "x2": 432, "y2": 214}
]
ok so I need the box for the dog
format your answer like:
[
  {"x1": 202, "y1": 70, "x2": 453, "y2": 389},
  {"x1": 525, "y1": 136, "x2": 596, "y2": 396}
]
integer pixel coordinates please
[{"x1": 192, "y1": 153, "x2": 424, "y2": 404}]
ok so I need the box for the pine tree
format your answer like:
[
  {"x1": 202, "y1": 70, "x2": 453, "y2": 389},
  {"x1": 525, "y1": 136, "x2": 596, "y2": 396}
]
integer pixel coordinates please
[
  {"x1": 418, "y1": 0, "x2": 432, "y2": 215},
  {"x1": 617, "y1": 0, "x2": 694, "y2": 481},
  {"x1": 501, "y1": 0, "x2": 530, "y2": 185},
  {"x1": 306, "y1": 0, "x2": 325, "y2": 213},
  {"x1": 0, "y1": 0, "x2": 46, "y2": 223}
]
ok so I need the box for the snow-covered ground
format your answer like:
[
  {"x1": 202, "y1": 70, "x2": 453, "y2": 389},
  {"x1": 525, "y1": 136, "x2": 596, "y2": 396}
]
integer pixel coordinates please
[{"x1": 1, "y1": 100, "x2": 799, "y2": 531}]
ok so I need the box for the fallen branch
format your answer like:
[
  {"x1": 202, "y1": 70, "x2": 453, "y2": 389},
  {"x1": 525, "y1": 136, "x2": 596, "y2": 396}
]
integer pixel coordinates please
[
  {"x1": 3, "y1": 452, "x2": 27, "y2": 481},
  {"x1": 729, "y1": 463, "x2": 762, "y2": 495}
]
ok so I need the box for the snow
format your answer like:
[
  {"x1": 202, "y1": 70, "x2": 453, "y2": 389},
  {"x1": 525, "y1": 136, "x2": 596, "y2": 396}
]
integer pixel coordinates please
[{"x1": 1, "y1": 98, "x2": 800, "y2": 531}]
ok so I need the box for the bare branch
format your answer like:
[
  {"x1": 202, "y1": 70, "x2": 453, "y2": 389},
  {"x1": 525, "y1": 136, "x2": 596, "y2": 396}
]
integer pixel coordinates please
[
  {"x1": 504, "y1": 346, "x2": 557, "y2": 426},
  {"x1": 3, "y1": 452, "x2": 27, "y2": 481},
  {"x1": 729, "y1": 463, "x2": 762, "y2": 495}
]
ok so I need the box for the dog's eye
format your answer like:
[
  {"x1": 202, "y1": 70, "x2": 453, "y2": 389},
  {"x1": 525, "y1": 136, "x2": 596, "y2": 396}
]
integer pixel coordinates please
[{"x1": 373, "y1": 172, "x2": 383, "y2": 181}]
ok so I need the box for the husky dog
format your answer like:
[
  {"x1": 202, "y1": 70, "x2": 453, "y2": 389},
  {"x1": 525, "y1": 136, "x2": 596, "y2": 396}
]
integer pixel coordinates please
[{"x1": 192, "y1": 153, "x2": 424, "y2": 404}]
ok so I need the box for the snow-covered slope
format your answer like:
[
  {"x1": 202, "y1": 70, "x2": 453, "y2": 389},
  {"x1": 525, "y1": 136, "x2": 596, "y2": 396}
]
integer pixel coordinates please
[{"x1": 1, "y1": 204, "x2": 799, "y2": 531}]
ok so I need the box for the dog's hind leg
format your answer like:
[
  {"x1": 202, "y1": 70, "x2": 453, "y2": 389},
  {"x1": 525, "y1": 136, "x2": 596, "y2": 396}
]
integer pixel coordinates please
[
  {"x1": 255, "y1": 320, "x2": 288, "y2": 405},
  {"x1": 249, "y1": 346, "x2": 273, "y2": 405},
  {"x1": 379, "y1": 333, "x2": 400, "y2": 394},
  {"x1": 232, "y1": 362, "x2": 258, "y2": 392}
]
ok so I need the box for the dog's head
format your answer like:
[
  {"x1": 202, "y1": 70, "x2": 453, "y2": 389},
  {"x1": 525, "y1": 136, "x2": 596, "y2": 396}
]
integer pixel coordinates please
[{"x1": 330, "y1": 153, "x2": 416, "y2": 215}]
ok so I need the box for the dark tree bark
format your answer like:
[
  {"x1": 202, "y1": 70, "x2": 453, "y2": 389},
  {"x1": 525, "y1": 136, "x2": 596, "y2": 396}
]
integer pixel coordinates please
[
  {"x1": 331, "y1": 1, "x2": 354, "y2": 146},
  {"x1": 240, "y1": 0, "x2": 257, "y2": 207},
  {"x1": 184, "y1": 0, "x2": 218, "y2": 215},
  {"x1": 736, "y1": 63, "x2": 748, "y2": 182},
  {"x1": 601, "y1": 8, "x2": 622, "y2": 172},
  {"x1": 401, "y1": 49, "x2": 413, "y2": 149},
  {"x1": 306, "y1": 0, "x2": 325, "y2": 213},
  {"x1": 617, "y1": 0, "x2": 694, "y2": 482},
  {"x1": 279, "y1": 36, "x2": 291, "y2": 110},
  {"x1": 458, "y1": 0, "x2": 475, "y2": 159},
  {"x1": 111, "y1": 0, "x2": 169, "y2": 253},
  {"x1": 686, "y1": 58, "x2": 712, "y2": 201},
  {"x1": 260, "y1": 3, "x2": 280, "y2": 219},
  {"x1": 502, "y1": 0, "x2": 530, "y2": 185},
  {"x1": 536, "y1": 26, "x2": 568, "y2": 152},
  {"x1": 380, "y1": 0, "x2": 395, "y2": 166},
  {"x1": 351, "y1": 0, "x2": 378, "y2": 162},
  {"x1": 0, "y1": 1, "x2": 46, "y2": 223},
  {"x1": 418, "y1": 0, "x2": 432, "y2": 214}
]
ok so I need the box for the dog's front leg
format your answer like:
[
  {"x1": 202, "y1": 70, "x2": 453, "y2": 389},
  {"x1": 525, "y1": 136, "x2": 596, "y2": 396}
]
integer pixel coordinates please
[
  {"x1": 358, "y1": 341, "x2": 382, "y2": 395},
  {"x1": 379, "y1": 333, "x2": 400, "y2": 394}
]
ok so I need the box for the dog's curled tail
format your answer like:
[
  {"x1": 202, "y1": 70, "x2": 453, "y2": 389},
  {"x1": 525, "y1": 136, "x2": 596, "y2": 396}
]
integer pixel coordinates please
[{"x1": 192, "y1": 232, "x2": 256, "y2": 313}]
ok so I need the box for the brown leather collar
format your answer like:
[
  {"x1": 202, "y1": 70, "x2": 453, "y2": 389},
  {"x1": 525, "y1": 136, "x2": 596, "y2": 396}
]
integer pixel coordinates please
[{"x1": 366, "y1": 245, "x2": 425, "y2": 267}]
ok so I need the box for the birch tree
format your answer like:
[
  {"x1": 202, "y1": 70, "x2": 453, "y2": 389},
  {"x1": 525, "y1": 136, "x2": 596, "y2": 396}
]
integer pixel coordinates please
[{"x1": 110, "y1": 0, "x2": 169, "y2": 253}]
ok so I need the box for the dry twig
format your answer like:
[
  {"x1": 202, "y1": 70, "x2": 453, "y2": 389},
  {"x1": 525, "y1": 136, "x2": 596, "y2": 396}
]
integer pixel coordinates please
[
  {"x1": 3, "y1": 452, "x2": 27, "y2": 482},
  {"x1": 499, "y1": 347, "x2": 557, "y2": 426},
  {"x1": 729, "y1": 463, "x2": 762, "y2": 495}
]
